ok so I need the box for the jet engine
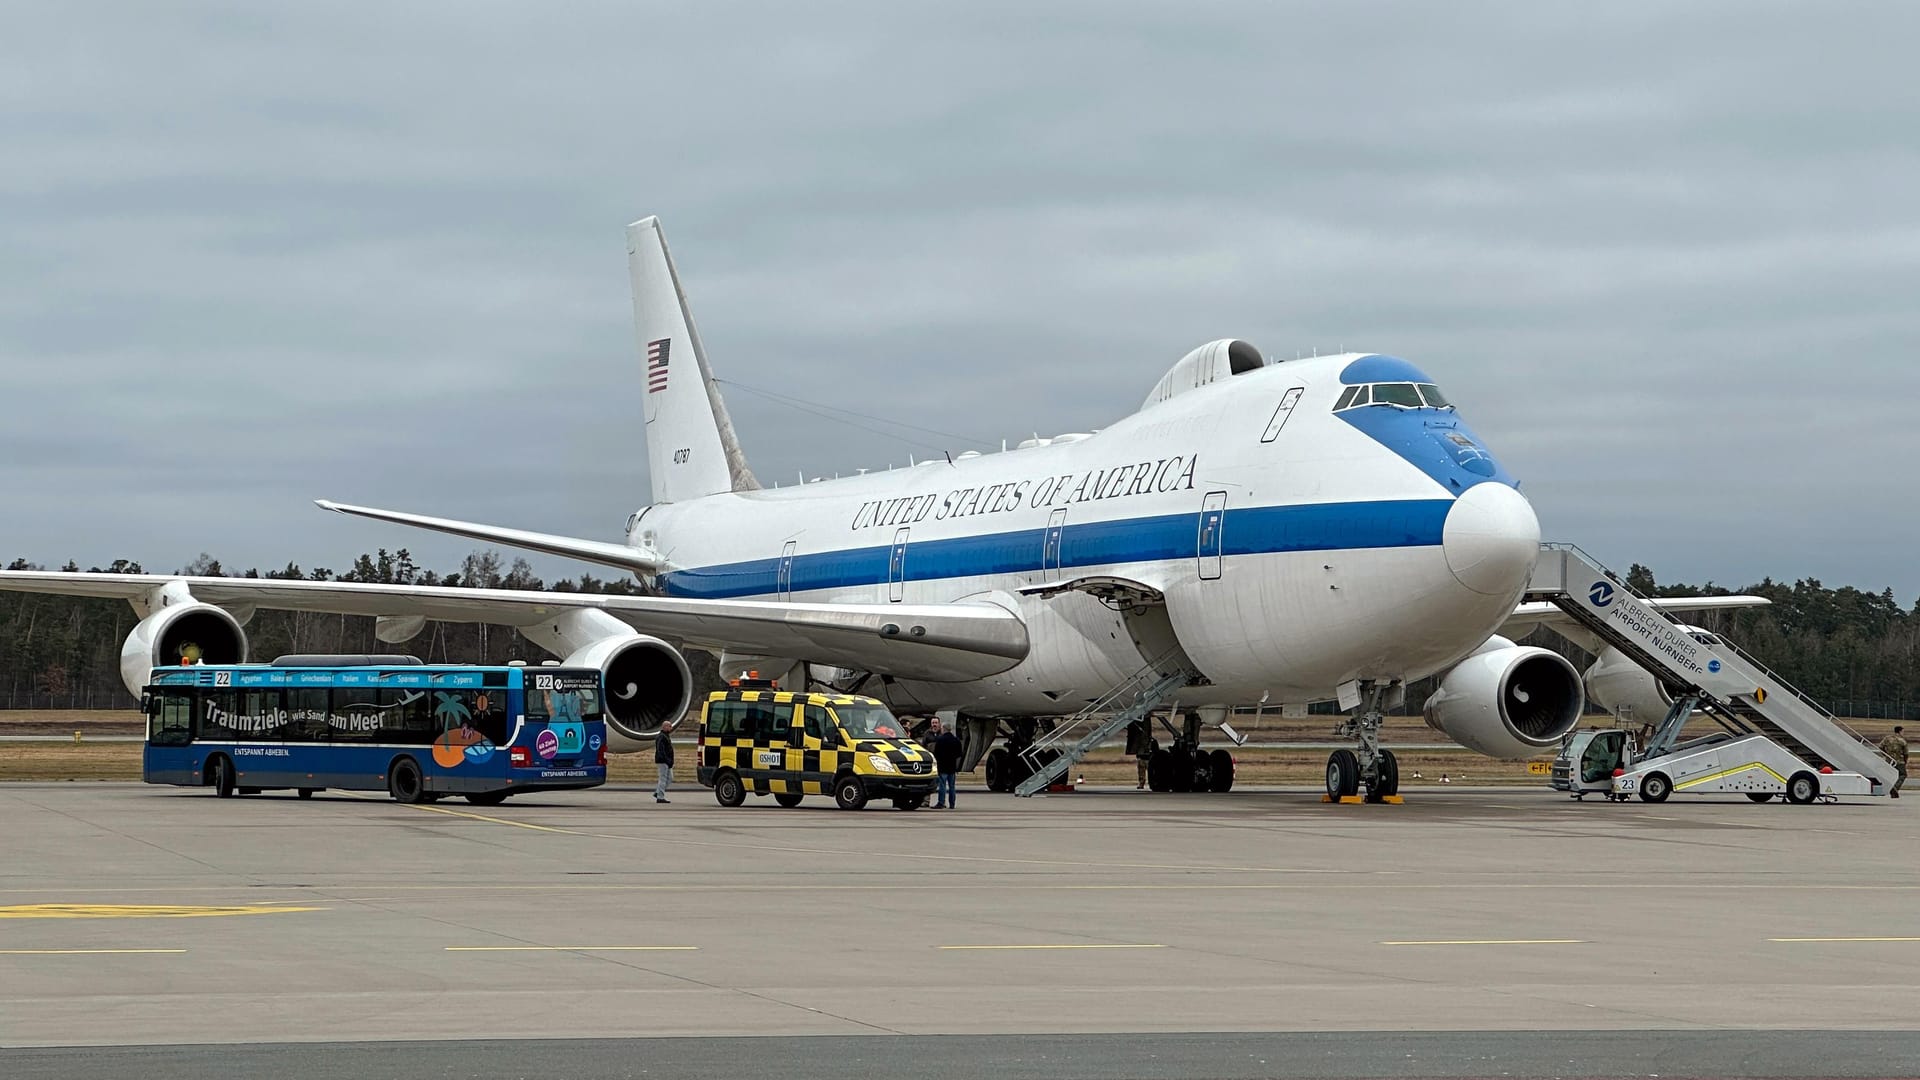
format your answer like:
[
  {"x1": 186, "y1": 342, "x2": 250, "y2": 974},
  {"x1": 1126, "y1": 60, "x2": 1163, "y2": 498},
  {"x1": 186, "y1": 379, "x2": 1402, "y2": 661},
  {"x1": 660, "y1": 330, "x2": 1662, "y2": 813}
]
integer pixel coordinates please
[
  {"x1": 119, "y1": 603, "x2": 248, "y2": 696},
  {"x1": 561, "y1": 633, "x2": 693, "y2": 751},
  {"x1": 1583, "y1": 645, "x2": 1675, "y2": 724},
  {"x1": 1423, "y1": 638, "x2": 1584, "y2": 759}
]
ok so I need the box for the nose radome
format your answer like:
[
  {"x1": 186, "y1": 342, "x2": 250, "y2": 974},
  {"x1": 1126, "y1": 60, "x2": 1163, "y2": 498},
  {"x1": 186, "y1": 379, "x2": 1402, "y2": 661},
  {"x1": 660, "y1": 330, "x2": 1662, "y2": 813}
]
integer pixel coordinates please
[{"x1": 1442, "y1": 482, "x2": 1540, "y2": 596}]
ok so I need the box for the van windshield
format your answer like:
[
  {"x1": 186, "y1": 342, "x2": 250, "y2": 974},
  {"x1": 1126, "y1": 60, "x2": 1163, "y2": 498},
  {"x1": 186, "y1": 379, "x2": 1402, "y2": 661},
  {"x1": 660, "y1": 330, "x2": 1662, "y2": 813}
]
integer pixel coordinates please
[{"x1": 833, "y1": 704, "x2": 908, "y2": 739}]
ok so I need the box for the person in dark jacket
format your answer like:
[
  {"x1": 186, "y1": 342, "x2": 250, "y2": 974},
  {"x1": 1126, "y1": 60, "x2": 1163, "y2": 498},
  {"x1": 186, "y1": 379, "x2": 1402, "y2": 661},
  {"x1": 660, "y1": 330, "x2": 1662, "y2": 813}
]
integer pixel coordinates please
[
  {"x1": 653, "y1": 720, "x2": 676, "y2": 804},
  {"x1": 930, "y1": 718, "x2": 964, "y2": 809}
]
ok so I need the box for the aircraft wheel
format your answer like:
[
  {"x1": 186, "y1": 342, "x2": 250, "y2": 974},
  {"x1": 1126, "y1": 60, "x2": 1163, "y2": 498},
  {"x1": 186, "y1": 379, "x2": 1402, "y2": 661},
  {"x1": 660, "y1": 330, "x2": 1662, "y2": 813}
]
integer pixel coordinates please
[
  {"x1": 1639, "y1": 772, "x2": 1672, "y2": 803},
  {"x1": 1169, "y1": 749, "x2": 1194, "y2": 792},
  {"x1": 984, "y1": 748, "x2": 1011, "y2": 792},
  {"x1": 1786, "y1": 772, "x2": 1819, "y2": 805},
  {"x1": 1746, "y1": 792, "x2": 1774, "y2": 803},
  {"x1": 1376, "y1": 750, "x2": 1400, "y2": 798},
  {"x1": 1326, "y1": 749, "x2": 1360, "y2": 800},
  {"x1": 714, "y1": 770, "x2": 747, "y2": 808},
  {"x1": 775, "y1": 792, "x2": 804, "y2": 808},
  {"x1": 1208, "y1": 749, "x2": 1235, "y2": 792},
  {"x1": 1147, "y1": 749, "x2": 1172, "y2": 791}
]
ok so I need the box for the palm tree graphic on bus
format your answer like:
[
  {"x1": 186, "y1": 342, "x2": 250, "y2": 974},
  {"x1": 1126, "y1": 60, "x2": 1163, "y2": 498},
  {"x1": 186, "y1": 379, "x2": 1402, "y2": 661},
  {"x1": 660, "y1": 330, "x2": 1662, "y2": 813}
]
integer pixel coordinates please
[{"x1": 430, "y1": 691, "x2": 494, "y2": 768}]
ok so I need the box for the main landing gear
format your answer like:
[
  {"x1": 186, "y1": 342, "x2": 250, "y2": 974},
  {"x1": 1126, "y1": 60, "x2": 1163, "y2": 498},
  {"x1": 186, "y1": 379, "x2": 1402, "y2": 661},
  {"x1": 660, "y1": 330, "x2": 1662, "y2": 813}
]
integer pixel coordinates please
[
  {"x1": 1327, "y1": 684, "x2": 1401, "y2": 804},
  {"x1": 1143, "y1": 710, "x2": 1235, "y2": 793}
]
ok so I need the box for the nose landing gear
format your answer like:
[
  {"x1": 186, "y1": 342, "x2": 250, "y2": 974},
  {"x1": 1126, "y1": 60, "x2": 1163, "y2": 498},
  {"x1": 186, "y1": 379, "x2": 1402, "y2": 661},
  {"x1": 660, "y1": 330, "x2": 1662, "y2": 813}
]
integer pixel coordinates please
[{"x1": 1328, "y1": 682, "x2": 1403, "y2": 804}]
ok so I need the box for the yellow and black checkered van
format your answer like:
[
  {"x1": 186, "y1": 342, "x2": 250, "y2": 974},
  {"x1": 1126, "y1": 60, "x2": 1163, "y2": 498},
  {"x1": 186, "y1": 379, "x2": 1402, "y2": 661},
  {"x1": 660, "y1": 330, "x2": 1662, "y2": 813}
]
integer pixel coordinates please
[{"x1": 695, "y1": 683, "x2": 936, "y2": 810}]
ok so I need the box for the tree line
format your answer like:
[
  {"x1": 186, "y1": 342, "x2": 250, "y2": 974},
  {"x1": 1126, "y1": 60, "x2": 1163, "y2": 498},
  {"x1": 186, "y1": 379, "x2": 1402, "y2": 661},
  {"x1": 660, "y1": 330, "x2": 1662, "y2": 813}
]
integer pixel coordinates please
[{"x1": 1, "y1": 551, "x2": 1915, "y2": 719}]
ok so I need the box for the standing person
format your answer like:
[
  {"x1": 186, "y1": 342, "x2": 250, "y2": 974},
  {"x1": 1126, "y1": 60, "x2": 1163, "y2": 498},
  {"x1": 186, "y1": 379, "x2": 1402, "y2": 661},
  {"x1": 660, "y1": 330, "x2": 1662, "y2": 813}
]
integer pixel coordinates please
[
  {"x1": 653, "y1": 719, "x2": 676, "y2": 804},
  {"x1": 1880, "y1": 725, "x2": 1908, "y2": 798},
  {"x1": 1126, "y1": 718, "x2": 1153, "y2": 790},
  {"x1": 931, "y1": 718, "x2": 963, "y2": 809}
]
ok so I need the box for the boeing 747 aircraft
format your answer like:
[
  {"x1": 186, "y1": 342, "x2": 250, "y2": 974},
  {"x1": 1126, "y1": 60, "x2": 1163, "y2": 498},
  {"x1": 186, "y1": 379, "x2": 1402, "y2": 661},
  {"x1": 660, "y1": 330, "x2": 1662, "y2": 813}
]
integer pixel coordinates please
[{"x1": 0, "y1": 217, "x2": 1758, "y2": 799}]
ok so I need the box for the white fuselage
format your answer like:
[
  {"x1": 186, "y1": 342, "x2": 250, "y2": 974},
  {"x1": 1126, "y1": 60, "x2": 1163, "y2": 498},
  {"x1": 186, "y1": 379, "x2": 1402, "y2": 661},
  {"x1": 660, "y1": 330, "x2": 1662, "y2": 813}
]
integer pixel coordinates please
[{"x1": 631, "y1": 353, "x2": 1541, "y2": 717}]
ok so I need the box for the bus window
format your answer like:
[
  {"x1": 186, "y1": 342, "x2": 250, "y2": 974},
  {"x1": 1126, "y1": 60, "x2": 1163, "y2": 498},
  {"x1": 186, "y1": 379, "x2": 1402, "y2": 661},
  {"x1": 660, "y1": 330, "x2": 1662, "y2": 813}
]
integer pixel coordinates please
[
  {"x1": 202, "y1": 688, "x2": 284, "y2": 740},
  {"x1": 430, "y1": 689, "x2": 508, "y2": 745},
  {"x1": 149, "y1": 692, "x2": 194, "y2": 746},
  {"x1": 330, "y1": 688, "x2": 381, "y2": 743},
  {"x1": 379, "y1": 689, "x2": 436, "y2": 744},
  {"x1": 285, "y1": 688, "x2": 330, "y2": 742}
]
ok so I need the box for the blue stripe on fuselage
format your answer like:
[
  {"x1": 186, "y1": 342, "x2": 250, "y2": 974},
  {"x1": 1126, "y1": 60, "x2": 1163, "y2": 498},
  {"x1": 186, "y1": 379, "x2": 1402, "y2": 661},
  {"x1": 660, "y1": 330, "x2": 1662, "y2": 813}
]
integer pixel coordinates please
[{"x1": 657, "y1": 499, "x2": 1452, "y2": 600}]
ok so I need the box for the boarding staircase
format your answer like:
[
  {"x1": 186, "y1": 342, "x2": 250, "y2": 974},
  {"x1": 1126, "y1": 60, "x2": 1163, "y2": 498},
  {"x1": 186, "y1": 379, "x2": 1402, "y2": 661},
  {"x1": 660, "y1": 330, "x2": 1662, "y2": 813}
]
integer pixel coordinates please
[
  {"x1": 1013, "y1": 652, "x2": 1198, "y2": 797},
  {"x1": 1528, "y1": 544, "x2": 1899, "y2": 792}
]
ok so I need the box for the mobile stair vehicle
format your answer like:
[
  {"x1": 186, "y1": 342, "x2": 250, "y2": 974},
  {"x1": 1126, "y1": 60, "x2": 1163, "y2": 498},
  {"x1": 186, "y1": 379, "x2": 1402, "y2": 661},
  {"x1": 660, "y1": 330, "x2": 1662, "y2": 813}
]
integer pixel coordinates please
[{"x1": 1529, "y1": 545, "x2": 1897, "y2": 805}]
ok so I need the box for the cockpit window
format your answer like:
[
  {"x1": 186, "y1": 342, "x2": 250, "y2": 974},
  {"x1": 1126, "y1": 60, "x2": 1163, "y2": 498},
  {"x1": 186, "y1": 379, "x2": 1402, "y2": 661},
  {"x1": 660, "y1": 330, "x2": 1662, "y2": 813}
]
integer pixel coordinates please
[{"x1": 1335, "y1": 381, "x2": 1453, "y2": 412}]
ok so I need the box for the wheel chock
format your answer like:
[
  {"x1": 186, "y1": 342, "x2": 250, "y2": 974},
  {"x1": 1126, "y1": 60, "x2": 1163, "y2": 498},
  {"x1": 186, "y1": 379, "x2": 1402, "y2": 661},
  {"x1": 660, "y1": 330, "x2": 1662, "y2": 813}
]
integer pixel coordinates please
[{"x1": 1321, "y1": 794, "x2": 1405, "y2": 804}]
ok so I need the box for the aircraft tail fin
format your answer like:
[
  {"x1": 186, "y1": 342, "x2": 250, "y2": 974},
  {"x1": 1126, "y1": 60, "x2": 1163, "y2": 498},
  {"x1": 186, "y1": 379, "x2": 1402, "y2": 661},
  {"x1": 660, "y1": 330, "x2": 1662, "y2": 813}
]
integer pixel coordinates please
[{"x1": 626, "y1": 217, "x2": 758, "y2": 503}]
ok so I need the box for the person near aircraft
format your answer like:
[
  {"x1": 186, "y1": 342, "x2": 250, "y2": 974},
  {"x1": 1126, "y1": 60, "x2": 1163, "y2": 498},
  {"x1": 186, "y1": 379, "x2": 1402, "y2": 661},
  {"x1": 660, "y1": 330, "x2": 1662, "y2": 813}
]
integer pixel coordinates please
[
  {"x1": 653, "y1": 719, "x2": 676, "y2": 803},
  {"x1": 1881, "y1": 725, "x2": 1907, "y2": 798},
  {"x1": 930, "y1": 718, "x2": 964, "y2": 808}
]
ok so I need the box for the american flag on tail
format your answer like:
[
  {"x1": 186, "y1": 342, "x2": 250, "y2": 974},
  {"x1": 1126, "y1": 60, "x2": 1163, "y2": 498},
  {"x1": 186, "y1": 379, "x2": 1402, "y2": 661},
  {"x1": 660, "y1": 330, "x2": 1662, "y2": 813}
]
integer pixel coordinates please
[{"x1": 647, "y1": 338, "x2": 670, "y2": 394}]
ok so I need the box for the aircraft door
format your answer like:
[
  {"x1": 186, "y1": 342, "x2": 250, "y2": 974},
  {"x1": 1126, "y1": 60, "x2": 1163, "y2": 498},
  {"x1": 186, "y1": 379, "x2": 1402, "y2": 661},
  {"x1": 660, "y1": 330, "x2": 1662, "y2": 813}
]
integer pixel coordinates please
[
  {"x1": 1197, "y1": 491, "x2": 1227, "y2": 580},
  {"x1": 888, "y1": 527, "x2": 909, "y2": 602},
  {"x1": 1042, "y1": 508, "x2": 1067, "y2": 581},
  {"x1": 1260, "y1": 386, "x2": 1304, "y2": 443},
  {"x1": 777, "y1": 540, "x2": 796, "y2": 600}
]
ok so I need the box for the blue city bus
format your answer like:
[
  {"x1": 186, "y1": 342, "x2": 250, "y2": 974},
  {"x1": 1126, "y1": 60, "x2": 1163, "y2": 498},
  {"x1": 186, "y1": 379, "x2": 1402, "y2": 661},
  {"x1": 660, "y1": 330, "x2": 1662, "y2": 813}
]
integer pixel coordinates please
[{"x1": 143, "y1": 655, "x2": 607, "y2": 805}]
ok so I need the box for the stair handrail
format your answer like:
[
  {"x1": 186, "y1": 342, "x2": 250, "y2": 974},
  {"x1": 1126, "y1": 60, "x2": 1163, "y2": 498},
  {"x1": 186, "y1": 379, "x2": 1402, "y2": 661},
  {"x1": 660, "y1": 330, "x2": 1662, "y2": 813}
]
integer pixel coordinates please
[
  {"x1": 1020, "y1": 649, "x2": 1188, "y2": 760},
  {"x1": 1545, "y1": 543, "x2": 1893, "y2": 766}
]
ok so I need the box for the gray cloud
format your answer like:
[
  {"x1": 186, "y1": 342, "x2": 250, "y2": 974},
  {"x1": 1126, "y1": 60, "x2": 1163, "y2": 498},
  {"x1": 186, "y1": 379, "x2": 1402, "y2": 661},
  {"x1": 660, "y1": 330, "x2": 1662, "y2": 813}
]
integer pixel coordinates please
[{"x1": 2, "y1": 1, "x2": 1916, "y2": 597}]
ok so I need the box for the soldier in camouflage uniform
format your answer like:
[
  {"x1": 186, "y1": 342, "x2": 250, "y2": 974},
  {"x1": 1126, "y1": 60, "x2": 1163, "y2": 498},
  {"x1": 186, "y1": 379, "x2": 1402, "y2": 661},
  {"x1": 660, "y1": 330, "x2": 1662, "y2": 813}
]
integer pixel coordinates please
[{"x1": 1880, "y1": 725, "x2": 1907, "y2": 798}]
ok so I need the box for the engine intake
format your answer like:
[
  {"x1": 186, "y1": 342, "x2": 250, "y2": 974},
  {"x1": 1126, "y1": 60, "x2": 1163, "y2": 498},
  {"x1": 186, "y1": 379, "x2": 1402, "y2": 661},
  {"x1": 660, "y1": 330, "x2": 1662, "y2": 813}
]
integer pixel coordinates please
[
  {"x1": 1423, "y1": 642, "x2": 1584, "y2": 759},
  {"x1": 561, "y1": 633, "x2": 692, "y2": 747},
  {"x1": 120, "y1": 603, "x2": 249, "y2": 696}
]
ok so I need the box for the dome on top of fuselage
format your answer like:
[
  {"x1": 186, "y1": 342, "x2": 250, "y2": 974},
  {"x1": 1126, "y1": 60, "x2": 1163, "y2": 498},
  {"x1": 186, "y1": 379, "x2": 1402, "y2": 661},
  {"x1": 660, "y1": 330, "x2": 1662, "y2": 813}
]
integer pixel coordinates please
[{"x1": 1140, "y1": 339, "x2": 1266, "y2": 412}]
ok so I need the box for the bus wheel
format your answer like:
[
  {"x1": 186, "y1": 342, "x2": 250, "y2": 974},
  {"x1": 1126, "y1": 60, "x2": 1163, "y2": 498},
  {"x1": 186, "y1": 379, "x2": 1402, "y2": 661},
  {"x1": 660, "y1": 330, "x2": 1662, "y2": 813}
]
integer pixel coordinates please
[
  {"x1": 774, "y1": 792, "x2": 804, "y2": 808},
  {"x1": 207, "y1": 756, "x2": 236, "y2": 798},
  {"x1": 714, "y1": 771, "x2": 747, "y2": 808},
  {"x1": 834, "y1": 774, "x2": 869, "y2": 811},
  {"x1": 387, "y1": 758, "x2": 427, "y2": 804},
  {"x1": 464, "y1": 792, "x2": 508, "y2": 806},
  {"x1": 297, "y1": 789, "x2": 317, "y2": 800}
]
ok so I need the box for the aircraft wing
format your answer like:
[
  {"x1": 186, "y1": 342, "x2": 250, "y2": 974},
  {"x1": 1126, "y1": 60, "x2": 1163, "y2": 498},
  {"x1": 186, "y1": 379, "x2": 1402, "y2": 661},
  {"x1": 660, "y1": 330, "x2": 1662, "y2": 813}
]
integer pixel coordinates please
[
  {"x1": 314, "y1": 500, "x2": 662, "y2": 575},
  {"x1": 0, "y1": 572, "x2": 1029, "y2": 682},
  {"x1": 1503, "y1": 594, "x2": 1772, "y2": 651}
]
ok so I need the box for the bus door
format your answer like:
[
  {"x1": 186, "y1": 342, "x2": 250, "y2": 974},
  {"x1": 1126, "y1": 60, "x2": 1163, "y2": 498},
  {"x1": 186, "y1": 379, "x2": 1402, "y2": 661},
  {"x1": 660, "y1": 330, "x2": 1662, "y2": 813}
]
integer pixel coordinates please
[
  {"x1": 1198, "y1": 491, "x2": 1227, "y2": 580},
  {"x1": 792, "y1": 704, "x2": 838, "y2": 794},
  {"x1": 888, "y1": 527, "x2": 909, "y2": 603},
  {"x1": 144, "y1": 689, "x2": 198, "y2": 785}
]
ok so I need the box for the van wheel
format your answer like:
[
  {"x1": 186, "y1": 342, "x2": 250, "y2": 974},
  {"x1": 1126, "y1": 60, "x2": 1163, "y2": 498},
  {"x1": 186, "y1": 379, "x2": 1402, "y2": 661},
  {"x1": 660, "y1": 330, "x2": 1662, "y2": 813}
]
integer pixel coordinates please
[
  {"x1": 387, "y1": 757, "x2": 427, "y2": 804},
  {"x1": 714, "y1": 771, "x2": 746, "y2": 808},
  {"x1": 1786, "y1": 772, "x2": 1819, "y2": 805},
  {"x1": 1639, "y1": 772, "x2": 1672, "y2": 803},
  {"x1": 834, "y1": 774, "x2": 869, "y2": 811},
  {"x1": 465, "y1": 792, "x2": 509, "y2": 806},
  {"x1": 207, "y1": 756, "x2": 236, "y2": 797},
  {"x1": 774, "y1": 792, "x2": 804, "y2": 808}
]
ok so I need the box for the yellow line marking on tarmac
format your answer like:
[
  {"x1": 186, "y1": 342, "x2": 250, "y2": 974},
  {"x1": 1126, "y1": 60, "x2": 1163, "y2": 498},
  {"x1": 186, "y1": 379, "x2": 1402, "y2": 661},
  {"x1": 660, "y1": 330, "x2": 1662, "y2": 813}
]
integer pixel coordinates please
[
  {"x1": 1758, "y1": 930, "x2": 1920, "y2": 937},
  {"x1": 0, "y1": 903, "x2": 322, "y2": 919},
  {"x1": 1381, "y1": 939, "x2": 1586, "y2": 946},
  {"x1": 940, "y1": 944, "x2": 1165, "y2": 950},
  {"x1": 444, "y1": 946, "x2": 699, "y2": 952},
  {"x1": 338, "y1": 791, "x2": 572, "y2": 833},
  {"x1": 0, "y1": 941, "x2": 189, "y2": 949}
]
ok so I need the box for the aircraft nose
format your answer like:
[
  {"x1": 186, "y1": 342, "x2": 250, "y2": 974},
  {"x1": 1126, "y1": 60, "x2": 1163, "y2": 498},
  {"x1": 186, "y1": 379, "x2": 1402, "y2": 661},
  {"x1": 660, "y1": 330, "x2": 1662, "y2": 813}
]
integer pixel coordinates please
[{"x1": 1441, "y1": 482, "x2": 1540, "y2": 596}]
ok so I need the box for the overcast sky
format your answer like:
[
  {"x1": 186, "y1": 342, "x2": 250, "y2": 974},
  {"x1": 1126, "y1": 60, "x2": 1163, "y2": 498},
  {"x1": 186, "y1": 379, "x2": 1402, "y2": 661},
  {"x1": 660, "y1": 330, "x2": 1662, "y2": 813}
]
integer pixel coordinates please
[{"x1": 4, "y1": 2, "x2": 1917, "y2": 600}]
